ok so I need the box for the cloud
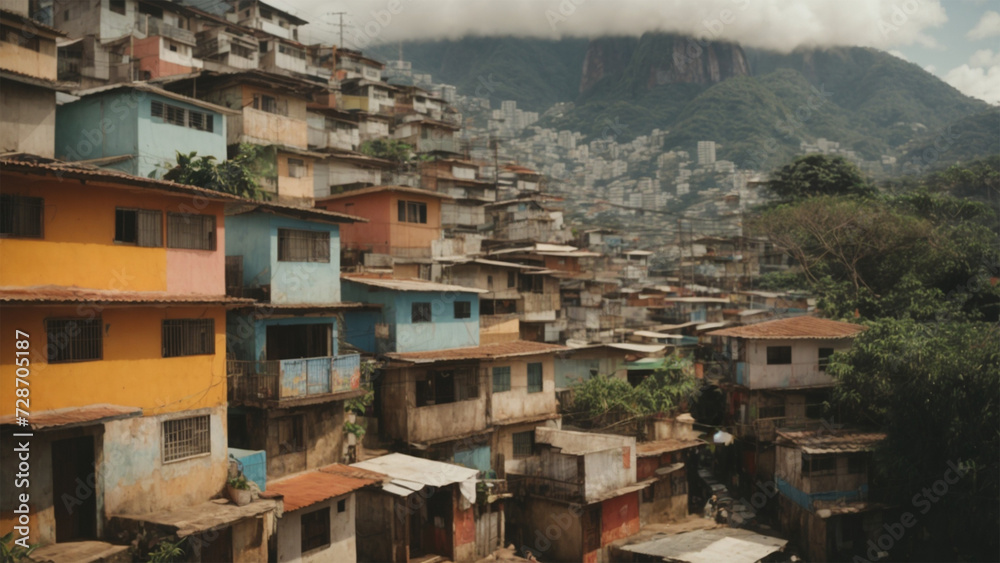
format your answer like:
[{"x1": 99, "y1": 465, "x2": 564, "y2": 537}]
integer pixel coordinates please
[
  {"x1": 944, "y1": 49, "x2": 1000, "y2": 104},
  {"x1": 924, "y1": 64, "x2": 936, "y2": 73},
  {"x1": 967, "y1": 10, "x2": 1000, "y2": 40},
  {"x1": 292, "y1": 0, "x2": 948, "y2": 53}
]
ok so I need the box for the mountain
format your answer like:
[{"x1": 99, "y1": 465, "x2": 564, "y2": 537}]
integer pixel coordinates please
[{"x1": 369, "y1": 34, "x2": 993, "y2": 168}]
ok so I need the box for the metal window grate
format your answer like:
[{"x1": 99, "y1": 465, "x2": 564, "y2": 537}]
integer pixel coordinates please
[
  {"x1": 167, "y1": 213, "x2": 216, "y2": 250},
  {"x1": 513, "y1": 431, "x2": 534, "y2": 459},
  {"x1": 300, "y1": 507, "x2": 331, "y2": 552},
  {"x1": 411, "y1": 302, "x2": 431, "y2": 323},
  {"x1": 527, "y1": 362, "x2": 543, "y2": 393},
  {"x1": 115, "y1": 208, "x2": 162, "y2": 247},
  {"x1": 1, "y1": 194, "x2": 44, "y2": 238},
  {"x1": 163, "y1": 415, "x2": 211, "y2": 462},
  {"x1": 492, "y1": 366, "x2": 511, "y2": 393},
  {"x1": 162, "y1": 319, "x2": 214, "y2": 357},
  {"x1": 454, "y1": 301, "x2": 471, "y2": 319},
  {"x1": 46, "y1": 318, "x2": 102, "y2": 363},
  {"x1": 277, "y1": 228, "x2": 329, "y2": 262}
]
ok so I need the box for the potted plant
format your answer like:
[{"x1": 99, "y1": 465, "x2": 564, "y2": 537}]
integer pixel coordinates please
[{"x1": 227, "y1": 476, "x2": 252, "y2": 506}]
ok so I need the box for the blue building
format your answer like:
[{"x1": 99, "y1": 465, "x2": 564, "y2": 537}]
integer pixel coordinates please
[
  {"x1": 341, "y1": 275, "x2": 485, "y2": 354},
  {"x1": 55, "y1": 83, "x2": 233, "y2": 178},
  {"x1": 224, "y1": 203, "x2": 375, "y2": 480}
]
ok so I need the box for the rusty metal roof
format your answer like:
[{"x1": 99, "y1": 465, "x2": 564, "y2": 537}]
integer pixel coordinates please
[
  {"x1": 0, "y1": 286, "x2": 253, "y2": 306},
  {"x1": 636, "y1": 438, "x2": 705, "y2": 457},
  {"x1": 776, "y1": 428, "x2": 886, "y2": 455},
  {"x1": 385, "y1": 340, "x2": 567, "y2": 364},
  {"x1": 315, "y1": 185, "x2": 454, "y2": 201},
  {"x1": 226, "y1": 201, "x2": 367, "y2": 224},
  {"x1": 707, "y1": 316, "x2": 866, "y2": 340},
  {"x1": 0, "y1": 404, "x2": 141, "y2": 429},
  {"x1": 341, "y1": 275, "x2": 487, "y2": 294},
  {"x1": 267, "y1": 464, "x2": 382, "y2": 512}
]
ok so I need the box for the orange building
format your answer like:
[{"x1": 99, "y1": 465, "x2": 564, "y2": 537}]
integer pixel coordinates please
[
  {"x1": 315, "y1": 185, "x2": 452, "y2": 260},
  {"x1": 0, "y1": 159, "x2": 277, "y2": 559}
]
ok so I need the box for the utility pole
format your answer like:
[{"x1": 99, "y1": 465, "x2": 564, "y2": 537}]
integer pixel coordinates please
[{"x1": 326, "y1": 11, "x2": 347, "y2": 47}]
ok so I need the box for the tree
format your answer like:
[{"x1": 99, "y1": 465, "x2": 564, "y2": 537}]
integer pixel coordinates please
[
  {"x1": 359, "y1": 139, "x2": 425, "y2": 168},
  {"x1": 828, "y1": 318, "x2": 1000, "y2": 561},
  {"x1": 766, "y1": 154, "x2": 873, "y2": 201},
  {"x1": 162, "y1": 144, "x2": 269, "y2": 200}
]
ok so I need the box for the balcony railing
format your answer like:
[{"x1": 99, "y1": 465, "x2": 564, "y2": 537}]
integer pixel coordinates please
[
  {"x1": 228, "y1": 353, "x2": 361, "y2": 404},
  {"x1": 735, "y1": 416, "x2": 825, "y2": 442},
  {"x1": 136, "y1": 15, "x2": 197, "y2": 45},
  {"x1": 508, "y1": 474, "x2": 583, "y2": 503}
]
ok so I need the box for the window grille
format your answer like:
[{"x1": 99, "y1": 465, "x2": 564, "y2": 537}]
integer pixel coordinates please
[
  {"x1": 277, "y1": 228, "x2": 329, "y2": 262},
  {"x1": 527, "y1": 362, "x2": 543, "y2": 393},
  {"x1": 492, "y1": 366, "x2": 511, "y2": 393},
  {"x1": 162, "y1": 319, "x2": 214, "y2": 357},
  {"x1": 411, "y1": 302, "x2": 431, "y2": 323},
  {"x1": 397, "y1": 200, "x2": 427, "y2": 224},
  {"x1": 115, "y1": 208, "x2": 162, "y2": 247},
  {"x1": 162, "y1": 415, "x2": 210, "y2": 462},
  {"x1": 46, "y1": 318, "x2": 102, "y2": 363},
  {"x1": 167, "y1": 213, "x2": 215, "y2": 250},
  {"x1": 454, "y1": 301, "x2": 471, "y2": 319},
  {"x1": 300, "y1": 507, "x2": 330, "y2": 552},
  {"x1": 288, "y1": 158, "x2": 307, "y2": 178},
  {"x1": 0, "y1": 195, "x2": 43, "y2": 238},
  {"x1": 513, "y1": 431, "x2": 534, "y2": 458}
]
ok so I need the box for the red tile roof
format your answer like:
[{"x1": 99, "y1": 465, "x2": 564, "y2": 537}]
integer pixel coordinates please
[
  {"x1": 0, "y1": 286, "x2": 252, "y2": 306},
  {"x1": 776, "y1": 429, "x2": 886, "y2": 455},
  {"x1": 385, "y1": 340, "x2": 567, "y2": 364},
  {"x1": 706, "y1": 316, "x2": 865, "y2": 340},
  {"x1": 267, "y1": 464, "x2": 382, "y2": 512},
  {"x1": 0, "y1": 404, "x2": 141, "y2": 429}
]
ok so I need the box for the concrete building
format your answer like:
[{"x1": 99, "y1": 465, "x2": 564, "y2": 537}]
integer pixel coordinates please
[{"x1": 697, "y1": 141, "x2": 716, "y2": 166}]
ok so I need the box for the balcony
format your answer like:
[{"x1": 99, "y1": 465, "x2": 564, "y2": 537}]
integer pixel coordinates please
[
  {"x1": 227, "y1": 353, "x2": 362, "y2": 405},
  {"x1": 508, "y1": 474, "x2": 583, "y2": 503},
  {"x1": 135, "y1": 15, "x2": 196, "y2": 45},
  {"x1": 229, "y1": 107, "x2": 308, "y2": 149},
  {"x1": 735, "y1": 416, "x2": 825, "y2": 442},
  {"x1": 417, "y1": 137, "x2": 462, "y2": 154}
]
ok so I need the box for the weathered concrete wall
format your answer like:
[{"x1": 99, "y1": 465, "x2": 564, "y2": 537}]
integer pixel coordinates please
[
  {"x1": 584, "y1": 447, "x2": 635, "y2": 503},
  {"x1": 231, "y1": 514, "x2": 269, "y2": 563},
  {"x1": 262, "y1": 403, "x2": 346, "y2": 481},
  {"x1": 102, "y1": 406, "x2": 229, "y2": 516},
  {"x1": 453, "y1": 491, "x2": 476, "y2": 562},
  {"x1": 486, "y1": 354, "x2": 557, "y2": 425},
  {"x1": 276, "y1": 494, "x2": 356, "y2": 562},
  {"x1": 515, "y1": 497, "x2": 584, "y2": 562},
  {"x1": 746, "y1": 339, "x2": 850, "y2": 389},
  {"x1": 600, "y1": 492, "x2": 639, "y2": 545},
  {"x1": 0, "y1": 82, "x2": 55, "y2": 157}
]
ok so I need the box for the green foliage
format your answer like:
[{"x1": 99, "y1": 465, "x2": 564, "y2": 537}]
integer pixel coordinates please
[
  {"x1": 0, "y1": 531, "x2": 37, "y2": 562},
  {"x1": 343, "y1": 420, "x2": 366, "y2": 439},
  {"x1": 227, "y1": 476, "x2": 250, "y2": 490},
  {"x1": 359, "y1": 139, "x2": 422, "y2": 167},
  {"x1": 828, "y1": 318, "x2": 1000, "y2": 561},
  {"x1": 570, "y1": 356, "x2": 696, "y2": 430},
  {"x1": 147, "y1": 538, "x2": 185, "y2": 563},
  {"x1": 162, "y1": 144, "x2": 269, "y2": 199},
  {"x1": 766, "y1": 155, "x2": 874, "y2": 200}
]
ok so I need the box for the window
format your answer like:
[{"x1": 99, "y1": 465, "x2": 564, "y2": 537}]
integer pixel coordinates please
[
  {"x1": 806, "y1": 402, "x2": 824, "y2": 419},
  {"x1": 512, "y1": 431, "x2": 534, "y2": 458},
  {"x1": 300, "y1": 507, "x2": 330, "y2": 553},
  {"x1": 337, "y1": 499, "x2": 346, "y2": 513},
  {"x1": 162, "y1": 319, "x2": 214, "y2": 357},
  {"x1": 848, "y1": 455, "x2": 866, "y2": 474},
  {"x1": 397, "y1": 200, "x2": 427, "y2": 224},
  {"x1": 527, "y1": 362, "x2": 543, "y2": 393},
  {"x1": 411, "y1": 302, "x2": 431, "y2": 323},
  {"x1": 151, "y1": 101, "x2": 213, "y2": 132},
  {"x1": 492, "y1": 366, "x2": 511, "y2": 393},
  {"x1": 507, "y1": 271, "x2": 516, "y2": 288},
  {"x1": 108, "y1": 0, "x2": 125, "y2": 15},
  {"x1": 115, "y1": 208, "x2": 162, "y2": 246},
  {"x1": 277, "y1": 416, "x2": 305, "y2": 454},
  {"x1": 454, "y1": 301, "x2": 471, "y2": 319},
  {"x1": 231, "y1": 43, "x2": 253, "y2": 59},
  {"x1": 288, "y1": 158, "x2": 307, "y2": 178},
  {"x1": 278, "y1": 43, "x2": 305, "y2": 59},
  {"x1": 802, "y1": 454, "x2": 836, "y2": 477},
  {"x1": 253, "y1": 94, "x2": 280, "y2": 114},
  {"x1": 766, "y1": 346, "x2": 792, "y2": 365},
  {"x1": 46, "y1": 318, "x2": 102, "y2": 363},
  {"x1": 818, "y1": 347, "x2": 834, "y2": 371},
  {"x1": 63, "y1": 9, "x2": 69, "y2": 21},
  {"x1": 1, "y1": 195, "x2": 43, "y2": 238},
  {"x1": 259, "y1": 40, "x2": 268, "y2": 53},
  {"x1": 0, "y1": 25, "x2": 39, "y2": 51},
  {"x1": 162, "y1": 415, "x2": 210, "y2": 462},
  {"x1": 167, "y1": 213, "x2": 215, "y2": 250},
  {"x1": 277, "y1": 229, "x2": 329, "y2": 262},
  {"x1": 757, "y1": 405, "x2": 785, "y2": 419},
  {"x1": 415, "y1": 368, "x2": 477, "y2": 406},
  {"x1": 168, "y1": 42, "x2": 177, "y2": 52}
]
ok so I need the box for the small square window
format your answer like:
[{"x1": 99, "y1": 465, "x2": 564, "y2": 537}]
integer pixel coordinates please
[
  {"x1": 454, "y1": 301, "x2": 471, "y2": 319},
  {"x1": 337, "y1": 499, "x2": 346, "y2": 513},
  {"x1": 818, "y1": 348, "x2": 834, "y2": 371},
  {"x1": 412, "y1": 302, "x2": 431, "y2": 323},
  {"x1": 1, "y1": 194, "x2": 44, "y2": 238},
  {"x1": 766, "y1": 346, "x2": 792, "y2": 365}
]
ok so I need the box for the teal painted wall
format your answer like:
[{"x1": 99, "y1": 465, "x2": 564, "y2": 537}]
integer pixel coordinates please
[{"x1": 136, "y1": 92, "x2": 227, "y2": 178}]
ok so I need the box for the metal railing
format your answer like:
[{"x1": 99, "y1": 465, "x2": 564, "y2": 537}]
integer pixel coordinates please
[
  {"x1": 508, "y1": 474, "x2": 584, "y2": 503},
  {"x1": 228, "y1": 353, "x2": 361, "y2": 403}
]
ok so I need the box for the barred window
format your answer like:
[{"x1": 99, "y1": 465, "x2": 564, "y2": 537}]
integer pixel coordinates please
[
  {"x1": 512, "y1": 431, "x2": 534, "y2": 459},
  {"x1": 115, "y1": 208, "x2": 162, "y2": 247},
  {"x1": 167, "y1": 213, "x2": 215, "y2": 250},
  {"x1": 277, "y1": 229, "x2": 329, "y2": 262},
  {"x1": 411, "y1": 302, "x2": 431, "y2": 323},
  {"x1": 162, "y1": 415, "x2": 211, "y2": 462},
  {"x1": 1, "y1": 194, "x2": 44, "y2": 238},
  {"x1": 151, "y1": 100, "x2": 213, "y2": 132},
  {"x1": 527, "y1": 362, "x2": 543, "y2": 394},
  {"x1": 397, "y1": 200, "x2": 427, "y2": 224},
  {"x1": 802, "y1": 454, "x2": 836, "y2": 477},
  {"x1": 187, "y1": 111, "x2": 214, "y2": 132},
  {"x1": 162, "y1": 319, "x2": 214, "y2": 357},
  {"x1": 492, "y1": 366, "x2": 511, "y2": 393},
  {"x1": 46, "y1": 318, "x2": 102, "y2": 363},
  {"x1": 287, "y1": 158, "x2": 307, "y2": 178},
  {"x1": 300, "y1": 507, "x2": 330, "y2": 552},
  {"x1": 454, "y1": 301, "x2": 471, "y2": 319}
]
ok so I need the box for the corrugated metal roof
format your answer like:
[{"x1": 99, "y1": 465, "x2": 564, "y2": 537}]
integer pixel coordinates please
[
  {"x1": 707, "y1": 316, "x2": 866, "y2": 339},
  {"x1": 267, "y1": 464, "x2": 381, "y2": 512},
  {"x1": 636, "y1": 438, "x2": 705, "y2": 456},
  {"x1": 0, "y1": 404, "x2": 141, "y2": 429},
  {"x1": 226, "y1": 201, "x2": 366, "y2": 224},
  {"x1": 351, "y1": 453, "x2": 479, "y2": 503},
  {"x1": 70, "y1": 83, "x2": 241, "y2": 115},
  {"x1": 605, "y1": 342, "x2": 667, "y2": 353},
  {"x1": 385, "y1": 340, "x2": 566, "y2": 363},
  {"x1": 341, "y1": 275, "x2": 487, "y2": 294},
  {"x1": 315, "y1": 185, "x2": 454, "y2": 201},
  {"x1": 621, "y1": 528, "x2": 787, "y2": 563},
  {"x1": 0, "y1": 286, "x2": 252, "y2": 306},
  {"x1": 776, "y1": 428, "x2": 885, "y2": 455}
]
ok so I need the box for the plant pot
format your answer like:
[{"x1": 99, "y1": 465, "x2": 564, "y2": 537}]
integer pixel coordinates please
[{"x1": 227, "y1": 484, "x2": 252, "y2": 507}]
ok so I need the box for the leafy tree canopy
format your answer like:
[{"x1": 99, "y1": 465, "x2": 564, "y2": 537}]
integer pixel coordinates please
[
  {"x1": 766, "y1": 154, "x2": 874, "y2": 201},
  {"x1": 162, "y1": 144, "x2": 269, "y2": 200}
]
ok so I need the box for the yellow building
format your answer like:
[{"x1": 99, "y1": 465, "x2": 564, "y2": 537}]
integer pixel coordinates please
[{"x1": 0, "y1": 159, "x2": 276, "y2": 559}]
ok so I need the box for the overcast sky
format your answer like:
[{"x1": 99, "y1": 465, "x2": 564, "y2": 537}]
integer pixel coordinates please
[{"x1": 280, "y1": 0, "x2": 1000, "y2": 104}]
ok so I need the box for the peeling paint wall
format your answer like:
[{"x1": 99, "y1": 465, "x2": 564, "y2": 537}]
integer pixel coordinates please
[
  {"x1": 485, "y1": 354, "x2": 557, "y2": 425},
  {"x1": 276, "y1": 494, "x2": 356, "y2": 563}
]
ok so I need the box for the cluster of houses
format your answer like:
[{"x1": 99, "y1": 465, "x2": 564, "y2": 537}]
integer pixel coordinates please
[{"x1": 0, "y1": 1, "x2": 890, "y2": 561}]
